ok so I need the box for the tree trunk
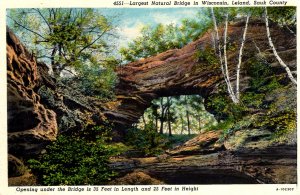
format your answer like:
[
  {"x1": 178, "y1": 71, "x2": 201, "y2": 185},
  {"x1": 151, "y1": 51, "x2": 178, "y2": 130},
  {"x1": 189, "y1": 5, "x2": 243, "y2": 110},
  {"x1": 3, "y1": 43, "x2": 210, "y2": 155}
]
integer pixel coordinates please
[
  {"x1": 155, "y1": 115, "x2": 158, "y2": 133},
  {"x1": 142, "y1": 114, "x2": 146, "y2": 129},
  {"x1": 187, "y1": 111, "x2": 190, "y2": 135},
  {"x1": 180, "y1": 116, "x2": 184, "y2": 135},
  {"x1": 211, "y1": 32, "x2": 216, "y2": 53},
  {"x1": 210, "y1": 8, "x2": 238, "y2": 104},
  {"x1": 236, "y1": 13, "x2": 250, "y2": 101},
  {"x1": 223, "y1": 12, "x2": 238, "y2": 103},
  {"x1": 185, "y1": 96, "x2": 191, "y2": 135},
  {"x1": 264, "y1": 7, "x2": 297, "y2": 86},
  {"x1": 167, "y1": 97, "x2": 172, "y2": 137},
  {"x1": 198, "y1": 115, "x2": 201, "y2": 130},
  {"x1": 51, "y1": 45, "x2": 59, "y2": 78},
  {"x1": 159, "y1": 118, "x2": 164, "y2": 134},
  {"x1": 159, "y1": 98, "x2": 165, "y2": 134}
]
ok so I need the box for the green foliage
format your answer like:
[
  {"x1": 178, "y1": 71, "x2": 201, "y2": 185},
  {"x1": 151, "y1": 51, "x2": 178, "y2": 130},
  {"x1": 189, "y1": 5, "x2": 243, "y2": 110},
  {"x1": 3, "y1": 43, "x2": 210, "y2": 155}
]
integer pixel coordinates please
[
  {"x1": 267, "y1": 7, "x2": 296, "y2": 27},
  {"x1": 241, "y1": 92, "x2": 265, "y2": 109},
  {"x1": 246, "y1": 59, "x2": 281, "y2": 92},
  {"x1": 254, "y1": 111, "x2": 296, "y2": 141},
  {"x1": 212, "y1": 115, "x2": 254, "y2": 143},
  {"x1": 194, "y1": 47, "x2": 218, "y2": 65},
  {"x1": 8, "y1": 8, "x2": 115, "y2": 77},
  {"x1": 207, "y1": 93, "x2": 246, "y2": 121},
  {"x1": 211, "y1": 7, "x2": 295, "y2": 28},
  {"x1": 120, "y1": 11, "x2": 212, "y2": 63},
  {"x1": 162, "y1": 134, "x2": 196, "y2": 148},
  {"x1": 120, "y1": 24, "x2": 176, "y2": 62},
  {"x1": 9, "y1": 8, "x2": 118, "y2": 101},
  {"x1": 28, "y1": 126, "x2": 122, "y2": 185},
  {"x1": 239, "y1": 59, "x2": 281, "y2": 109},
  {"x1": 208, "y1": 118, "x2": 234, "y2": 132},
  {"x1": 63, "y1": 57, "x2": 119, "y2": 100},
  {"x1": 125, "y1": 124, "x2": 198, "y2": 156},
  {"x1": 125, "y1": 123, "x2": 167, "y2": 156}
]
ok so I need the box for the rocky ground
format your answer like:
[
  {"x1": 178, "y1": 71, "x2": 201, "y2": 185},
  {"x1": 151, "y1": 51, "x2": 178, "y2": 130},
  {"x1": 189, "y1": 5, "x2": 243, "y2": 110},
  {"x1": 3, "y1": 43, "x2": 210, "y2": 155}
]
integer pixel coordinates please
[{"x1": 109, "y1": 129, "x2": 296, "y2": 184}]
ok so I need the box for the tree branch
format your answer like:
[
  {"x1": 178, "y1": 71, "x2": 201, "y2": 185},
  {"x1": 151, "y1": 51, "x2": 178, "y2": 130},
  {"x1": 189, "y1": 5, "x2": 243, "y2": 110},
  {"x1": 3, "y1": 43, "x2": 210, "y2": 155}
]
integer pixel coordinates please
[
  {"x1": 32, "y1": 8, "x2": 52, "y2": 32},
  {"x1": 78, "y1": 28, "x2": 109, "y2": 54},
  {"x1": 7, "y1": 15, "x2": 46, "y2": 40},
  {"x1": 265, "y1": 7, "x2": 297, "y2": 86}
]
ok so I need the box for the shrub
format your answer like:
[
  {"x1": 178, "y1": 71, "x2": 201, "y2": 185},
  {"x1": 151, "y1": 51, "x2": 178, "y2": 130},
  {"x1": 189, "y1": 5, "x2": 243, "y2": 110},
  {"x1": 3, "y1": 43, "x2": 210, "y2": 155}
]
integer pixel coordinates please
[
  {"x1": 125, "y1": 124, "x2": 167, "y2": 156},
  {"x1": 207, "y1": 93, "x2": 246, "y2": 121},
  {"x1": 194, "y1": 47, "x2": 218, "y2": 65},
  {"x1": 246, "y1": 58, "x2": 282, "y2": 93},
  {"x1": 254, "y1": 110, "x2": 296, "y2": 142},
  {"x1": 28, "y1": 126, "x2": 122, "y2": 185},
  {"x1": 241, "y1": 92, "x2": 265, "y2": 109},
  {"x1": 61, "y1": 57, "x2": 119, "y2": 101}
]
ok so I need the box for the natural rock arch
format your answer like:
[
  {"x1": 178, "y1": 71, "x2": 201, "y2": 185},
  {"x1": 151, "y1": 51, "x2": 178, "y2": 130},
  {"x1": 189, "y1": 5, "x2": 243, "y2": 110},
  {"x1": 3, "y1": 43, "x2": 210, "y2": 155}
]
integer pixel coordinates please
[
  {"x1": 7, "y1": 20, "x2": 296, "y2": 157},
  {"x1": 7, "y1": 20, "x2": 297, "y2": 184},
  {"x1": 104, "y1": 20, "x2": 296, "y2": 130}
]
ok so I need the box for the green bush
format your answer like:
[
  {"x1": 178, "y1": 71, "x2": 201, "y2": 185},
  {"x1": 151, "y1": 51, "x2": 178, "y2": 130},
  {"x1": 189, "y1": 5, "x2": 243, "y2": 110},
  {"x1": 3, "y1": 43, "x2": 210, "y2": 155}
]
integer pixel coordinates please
[
  {"x1": 254, "y1": 110, "x2": 296, "y2": 141},
  {"x1": 246, "y1": 59, "x2": 281, "y2": 93},
  {"x1": 28, "y1": 126, "x2": 122, "y2": 185},
  {"x1": 194, "y1": 47, "x2": 218, "y2": 65},
  {"x1": 125, "y1": 124, "x2": 167, "y2": 156},
  {"x1": 61, "y1": 57, "x2": 119, "y2": 101},
  {"x1": 207, "y1": 93, "x2": 246, "y2": 121},
  {"x1": 241, "y1": 92, "x2": 265, "y2": 109}
]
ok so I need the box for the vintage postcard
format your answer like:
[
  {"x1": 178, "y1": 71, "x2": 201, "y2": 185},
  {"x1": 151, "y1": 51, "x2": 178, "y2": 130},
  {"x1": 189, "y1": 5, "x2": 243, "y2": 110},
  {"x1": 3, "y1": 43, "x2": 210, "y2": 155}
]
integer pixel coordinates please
[{"x1": 0, "y1": 0, "x2": 299, "y2": 194}]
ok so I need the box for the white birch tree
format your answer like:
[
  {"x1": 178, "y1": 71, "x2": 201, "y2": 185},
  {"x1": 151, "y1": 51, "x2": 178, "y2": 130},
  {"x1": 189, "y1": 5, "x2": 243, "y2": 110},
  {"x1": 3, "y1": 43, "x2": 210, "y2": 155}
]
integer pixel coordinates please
[
  {"x1": 236, "y1": 13, "x2": 250, "y2": 101},
  {"x1": 264, "y1": 7, "x2": 297, "y2": 86},
  {"x1": 210, "y1": 8, "x2": 250, "y2": 103}
]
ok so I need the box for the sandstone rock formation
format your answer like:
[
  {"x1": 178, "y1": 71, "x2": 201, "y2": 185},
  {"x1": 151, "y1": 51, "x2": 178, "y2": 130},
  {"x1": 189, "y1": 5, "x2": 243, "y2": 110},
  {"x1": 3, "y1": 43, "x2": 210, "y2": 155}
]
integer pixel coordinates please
[
  {"x1": 36, "y1": 62, "x2": 106, "y2": 134},
  {"x1": 109, "y1": 171, "x2": 164, "y2": 185},
  {"x1": 110, "y1": 130, "x2": 297, "y2": 184},
  {"x1": 7, "y1": 19, "x2": 296, "y2": 184},
  {"x1": 106, "y1": 20, "x2": 296, "y2": 130},
  {"x1": 7, "y1": 20, "x2": 296, "y2": 147},
  {"x1": 7, "y1": 26, "x2": 116, "y2": 152},
  {"x1": 7, "y1": 27, "x2": 112, "y2": 177},
  {"x1": 7, "y1": 28, "x2": 58, "y2": 157}
]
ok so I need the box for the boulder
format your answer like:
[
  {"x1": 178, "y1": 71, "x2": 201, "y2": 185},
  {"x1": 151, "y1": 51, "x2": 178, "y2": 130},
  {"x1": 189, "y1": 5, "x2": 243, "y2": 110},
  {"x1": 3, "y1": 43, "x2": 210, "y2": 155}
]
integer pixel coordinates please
[
  {"x1": 109, "y1": 171, "x2": 164, "y2": 185},
  {"x1": 8, "y1": 154, "x2": 25, "y2": 177}
]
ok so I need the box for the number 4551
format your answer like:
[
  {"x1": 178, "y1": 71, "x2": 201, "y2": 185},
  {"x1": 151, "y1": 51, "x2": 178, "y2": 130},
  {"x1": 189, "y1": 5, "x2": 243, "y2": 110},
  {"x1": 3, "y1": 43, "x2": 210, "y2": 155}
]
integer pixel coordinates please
[{"x1": 113, "y1": 1, "x2": 124, "y2": 5}]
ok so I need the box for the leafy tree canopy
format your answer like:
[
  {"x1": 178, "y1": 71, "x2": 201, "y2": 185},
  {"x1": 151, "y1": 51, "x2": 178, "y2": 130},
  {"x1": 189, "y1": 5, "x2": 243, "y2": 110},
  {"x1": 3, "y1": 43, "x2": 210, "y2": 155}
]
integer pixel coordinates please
[
  {"x1": 119, "y1": 10, "x2": 212, "y2": 63},
  {"x1": 8, "y1": 8, "x2": 117, "y2": 77}
]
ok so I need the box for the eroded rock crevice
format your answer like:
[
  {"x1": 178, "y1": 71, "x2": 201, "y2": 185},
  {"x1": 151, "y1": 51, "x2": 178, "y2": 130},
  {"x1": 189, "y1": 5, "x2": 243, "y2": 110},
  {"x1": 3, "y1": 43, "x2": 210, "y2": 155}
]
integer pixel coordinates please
[{"x1": 7, "y1": 28, "x2": 58, "y2": 157}]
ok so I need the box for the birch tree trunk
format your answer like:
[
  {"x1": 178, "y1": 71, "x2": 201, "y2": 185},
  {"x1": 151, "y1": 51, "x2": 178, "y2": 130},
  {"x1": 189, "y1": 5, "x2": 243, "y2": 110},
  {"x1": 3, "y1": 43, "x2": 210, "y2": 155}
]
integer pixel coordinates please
[
  {"x1": 264, "y1": 7, "x2": 297, "y2": 86},
  {"x1": 236, "y1": 13, "x2": 250, "y2": 101},
  {"x1": 210, "y1": 8, "x2": 238, "y2": 104},
  {"x1": 223, "y1": 13, "x2": 238, "y2": 103},
  {"x1": 211, "y1": 32, "x2": 216, "y2": 53},
  {"x1": 167, "y1": 97, "x2": 172, "y2": 136}
]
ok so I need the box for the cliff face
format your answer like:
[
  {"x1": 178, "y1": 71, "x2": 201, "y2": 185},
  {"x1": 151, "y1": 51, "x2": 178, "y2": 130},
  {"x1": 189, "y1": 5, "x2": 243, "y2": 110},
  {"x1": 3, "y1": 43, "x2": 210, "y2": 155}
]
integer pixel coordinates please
[
  {"x1": 105, "y1": 20, "x2": 296, "y2": 129},
  {"x1": 7, "y1": 28, "x2": 58, "y2": 158},
  {"x1": 7, "y1": 28, "x2": 107, "y2": 162}
]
